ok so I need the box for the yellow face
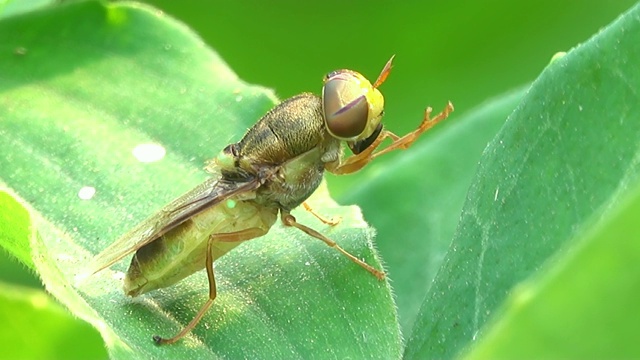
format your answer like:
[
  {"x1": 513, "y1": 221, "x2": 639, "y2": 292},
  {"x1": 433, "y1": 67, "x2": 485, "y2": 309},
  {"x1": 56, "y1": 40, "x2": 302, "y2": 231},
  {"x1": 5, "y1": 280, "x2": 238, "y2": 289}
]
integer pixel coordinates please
[{"x1": 321, "y1": 57, "x2": 392, "y2": 143}]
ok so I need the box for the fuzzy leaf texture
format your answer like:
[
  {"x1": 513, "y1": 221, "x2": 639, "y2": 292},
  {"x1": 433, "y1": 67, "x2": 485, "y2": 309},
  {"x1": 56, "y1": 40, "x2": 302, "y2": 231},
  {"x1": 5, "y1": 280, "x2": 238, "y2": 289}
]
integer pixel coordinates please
[{"x1": 0, "y1": 2, "x2": 400, "y2": 358}]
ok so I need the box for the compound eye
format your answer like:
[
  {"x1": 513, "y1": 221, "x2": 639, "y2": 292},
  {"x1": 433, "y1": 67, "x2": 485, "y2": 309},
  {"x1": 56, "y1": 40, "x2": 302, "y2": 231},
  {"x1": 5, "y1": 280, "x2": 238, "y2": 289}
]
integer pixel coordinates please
[{"x1": 322, "y1": 77, "x2": 369, "y2": 139}]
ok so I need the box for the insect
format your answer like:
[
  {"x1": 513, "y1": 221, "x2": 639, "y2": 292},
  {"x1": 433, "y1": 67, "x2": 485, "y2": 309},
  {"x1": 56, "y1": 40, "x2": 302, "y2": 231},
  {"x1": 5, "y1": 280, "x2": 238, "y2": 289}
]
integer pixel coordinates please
[{"x1": 85, "y1": 56, "x2": 454, "y2": 345}]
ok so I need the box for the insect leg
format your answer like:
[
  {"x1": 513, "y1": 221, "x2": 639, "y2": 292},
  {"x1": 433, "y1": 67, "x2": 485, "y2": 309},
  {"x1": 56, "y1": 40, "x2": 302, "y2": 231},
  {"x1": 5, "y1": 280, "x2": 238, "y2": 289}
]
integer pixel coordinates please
[
  {"x1": 302, "y1": 201, "x2": 341, "y2": 226},
  {"x1": 280, "y1": 211, "x2": 385, "y2": 280},
  {"x1": 153, "y1": 227, "x2": 268, "y2": 345},
  {"x1": 328, "y1": 102, "x2": 454, "y2": 175}
]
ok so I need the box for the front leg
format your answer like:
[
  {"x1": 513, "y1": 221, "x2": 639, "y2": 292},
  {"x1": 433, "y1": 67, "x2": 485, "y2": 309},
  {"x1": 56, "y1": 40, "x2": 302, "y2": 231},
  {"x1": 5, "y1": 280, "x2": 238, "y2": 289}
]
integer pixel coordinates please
[{"x1": 327, "y1": 102, "x2": 454, "y2": 175}]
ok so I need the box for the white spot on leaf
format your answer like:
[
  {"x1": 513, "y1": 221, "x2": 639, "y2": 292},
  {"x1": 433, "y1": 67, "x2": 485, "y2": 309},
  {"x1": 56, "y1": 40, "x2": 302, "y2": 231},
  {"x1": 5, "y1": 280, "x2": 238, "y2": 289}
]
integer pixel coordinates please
[
  {"x1": 132, "y1": 143, "x2": 166, "y2": 163},
  {"x1": 78, "y1": 186, "x2": 96, "y2": 200}
]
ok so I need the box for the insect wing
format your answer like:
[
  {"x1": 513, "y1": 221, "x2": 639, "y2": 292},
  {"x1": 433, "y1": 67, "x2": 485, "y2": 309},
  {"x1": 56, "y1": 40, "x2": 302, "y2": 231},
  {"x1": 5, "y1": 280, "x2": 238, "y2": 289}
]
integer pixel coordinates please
[{"x1": 83, "y1": 176, "x2": 261, "y2": 276}]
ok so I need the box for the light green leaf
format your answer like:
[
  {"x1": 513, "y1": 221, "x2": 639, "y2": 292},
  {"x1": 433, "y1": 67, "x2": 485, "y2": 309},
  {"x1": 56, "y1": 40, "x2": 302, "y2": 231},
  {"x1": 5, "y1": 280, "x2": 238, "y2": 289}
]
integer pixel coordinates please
[
  {"x1": 0, "y1": 0, "x2": 54, "y2": 19},
  {"x1": 406, "y1": 4, "x2": 640, "y2": 358},
  {"x1": 0, "y1": 191, "x2": 32, "y2": 268},
  {"x1": 0, "y1": 2, "x2": 399, "y2": 358}
]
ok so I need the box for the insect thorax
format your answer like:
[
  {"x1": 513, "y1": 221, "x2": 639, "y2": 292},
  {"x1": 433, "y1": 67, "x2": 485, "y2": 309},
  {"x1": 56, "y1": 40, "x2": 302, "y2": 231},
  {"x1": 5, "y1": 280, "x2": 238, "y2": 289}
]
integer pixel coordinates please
[{"x1": 227, "y1": 93, "x2": 341, "y2": 210}]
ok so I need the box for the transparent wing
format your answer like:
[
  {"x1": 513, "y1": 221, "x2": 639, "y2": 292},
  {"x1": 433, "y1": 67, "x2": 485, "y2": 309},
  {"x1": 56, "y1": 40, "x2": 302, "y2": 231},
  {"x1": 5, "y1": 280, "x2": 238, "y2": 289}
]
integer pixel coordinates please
[{"x1": 83, "y1": 176, "x2": 261, "y2": 276}]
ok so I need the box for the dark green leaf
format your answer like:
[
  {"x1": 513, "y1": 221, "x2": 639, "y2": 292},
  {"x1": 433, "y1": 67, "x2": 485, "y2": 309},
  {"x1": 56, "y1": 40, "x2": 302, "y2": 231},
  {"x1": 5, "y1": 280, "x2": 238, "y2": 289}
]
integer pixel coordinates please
[
  {"x1": 406, "y1": 4, "x2": 640, "y2": 358},
  {"x1": 464, "y1": 177, "x2": 640, "y2": 359},
  {"x1": 344, "y1": 90, "x2": 524, "y2": 335}
]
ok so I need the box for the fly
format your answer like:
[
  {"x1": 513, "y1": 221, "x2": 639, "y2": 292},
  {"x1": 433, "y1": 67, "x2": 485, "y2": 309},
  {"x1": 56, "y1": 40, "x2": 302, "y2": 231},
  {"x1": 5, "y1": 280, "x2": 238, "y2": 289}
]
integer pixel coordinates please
[{"x1": 85, "y1": 56, "x2": 454, "y2": 345}]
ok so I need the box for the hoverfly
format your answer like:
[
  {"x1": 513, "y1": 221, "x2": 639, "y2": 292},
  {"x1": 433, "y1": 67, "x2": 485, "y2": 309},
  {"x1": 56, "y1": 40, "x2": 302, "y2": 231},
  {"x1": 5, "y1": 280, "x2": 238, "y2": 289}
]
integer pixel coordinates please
[{"x1": 85, "y1": 56, "x2": 454, "y2": 345}]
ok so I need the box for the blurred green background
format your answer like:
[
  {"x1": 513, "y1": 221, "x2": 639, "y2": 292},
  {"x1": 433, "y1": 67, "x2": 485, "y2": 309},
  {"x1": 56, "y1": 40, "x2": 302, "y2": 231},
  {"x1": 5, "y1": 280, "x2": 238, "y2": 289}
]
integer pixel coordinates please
[
  {"x1": 137, "y1": 0, "x2": 639, "y2": 202},
  {"x1": 1, "y1": 0, "x2": 638, "y2": 356},
  {"x1": 141, "y1": 0, "x2": 637, "y2": 135}
]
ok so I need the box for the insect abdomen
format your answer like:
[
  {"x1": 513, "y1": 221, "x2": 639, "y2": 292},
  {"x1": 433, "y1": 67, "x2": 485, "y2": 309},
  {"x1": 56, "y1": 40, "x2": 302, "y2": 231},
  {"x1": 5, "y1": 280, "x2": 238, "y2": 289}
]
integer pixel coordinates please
[{"x1": 124, "y1": 199, "x2": 278, "y2": 297}]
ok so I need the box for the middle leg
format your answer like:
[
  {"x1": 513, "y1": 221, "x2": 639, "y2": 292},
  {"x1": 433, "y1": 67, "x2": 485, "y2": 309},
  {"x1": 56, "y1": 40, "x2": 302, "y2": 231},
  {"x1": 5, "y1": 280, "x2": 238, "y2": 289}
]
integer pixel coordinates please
[
  {"x1": 153, "y1": 227, "x2": 268, "y2": 345},
  {"x1": 281, "y1": 210, "x2": 385, "y2": 280}
]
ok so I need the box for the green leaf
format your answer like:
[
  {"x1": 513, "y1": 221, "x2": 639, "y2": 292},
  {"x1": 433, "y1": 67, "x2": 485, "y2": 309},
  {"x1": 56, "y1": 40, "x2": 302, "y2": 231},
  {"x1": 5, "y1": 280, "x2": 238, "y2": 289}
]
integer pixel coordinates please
[
  {"x1": 0, "y1": 2, "x2": 399, "y2": 358},
  {"x1": 0, "y1": 281, "x2": 107, "y2": 360},
  {"x1": 0, "y1": 191, "x2": 42, "y2": 289},
  {"x1": 463, "y1": 173, "x2": 640, "y2": 359},
  {"x1": 405, "y1": 4, "x2": 640, "y2": 358},
  {"x1": 343, "y1": 90, "x2": 525, "y2": 335},
  {"x1": 0, "y1": 0, "x2": 55, "y2": 19},
  {"x1": 0, "y1": 191, "x2": 33, "y2": 268}
]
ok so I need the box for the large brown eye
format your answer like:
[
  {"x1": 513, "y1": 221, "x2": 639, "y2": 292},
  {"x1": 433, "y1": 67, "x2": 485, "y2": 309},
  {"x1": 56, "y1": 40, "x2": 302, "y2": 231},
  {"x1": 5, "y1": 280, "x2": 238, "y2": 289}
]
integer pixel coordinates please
[{"x1": 322, "y1": 77, "x2": 369, "y2": 139}]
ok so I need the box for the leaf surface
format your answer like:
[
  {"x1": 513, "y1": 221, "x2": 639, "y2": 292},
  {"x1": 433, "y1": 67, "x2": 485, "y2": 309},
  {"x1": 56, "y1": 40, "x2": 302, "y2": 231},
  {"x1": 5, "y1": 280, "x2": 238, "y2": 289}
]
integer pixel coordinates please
[{"x1": 0, "y1": 2, "x2": 400, "y2": 358}]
